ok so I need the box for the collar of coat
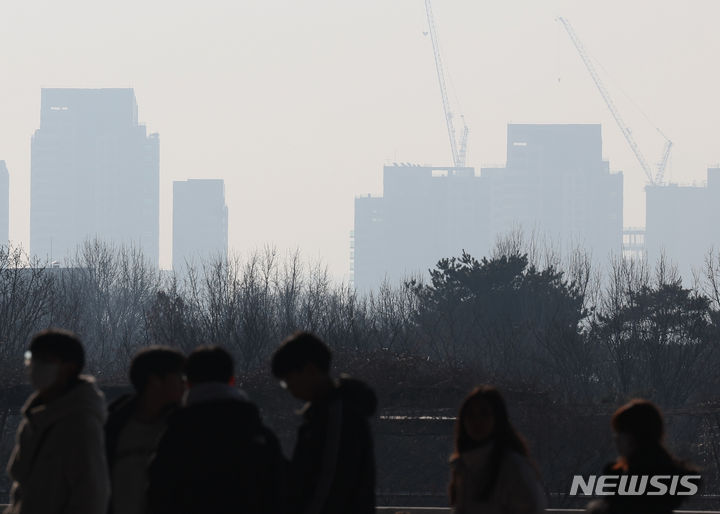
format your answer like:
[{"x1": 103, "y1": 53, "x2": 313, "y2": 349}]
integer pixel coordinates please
[
  {"x1": 183, "y1": 382, "x2": 248, "y2": 406},
  {"x1": 23, "y1": 375, "x2": 107, "y2": 429}
]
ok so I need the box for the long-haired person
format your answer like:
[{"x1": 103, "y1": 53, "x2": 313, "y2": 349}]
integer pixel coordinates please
[
  {"x1": 449, "y1": 385, "x2": 546, "y2": 514},
  {"x1": 587, "y1": 399, "x2": 699, "y2": 514}
]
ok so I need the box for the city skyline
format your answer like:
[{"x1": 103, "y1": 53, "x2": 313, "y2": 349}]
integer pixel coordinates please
[{"x1": 1, "y1": 1, "x2": 720, "y2": 278}]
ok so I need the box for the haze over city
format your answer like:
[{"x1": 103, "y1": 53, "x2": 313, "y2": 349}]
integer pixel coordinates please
[
  {"x1": 3, "y1": 3, "x2": 720, "y2": 510},
  {"x1": 1, "y1": 0, "x2": 720, "y2": 278}
]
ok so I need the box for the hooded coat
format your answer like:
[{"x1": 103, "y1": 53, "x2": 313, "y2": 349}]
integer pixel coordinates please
[
  {"x1": 5, "y1": 376, "x2": 110, "y2": 514},
  {"x1": 289, "y1": 376, "x2": 377, "y2": 514}
]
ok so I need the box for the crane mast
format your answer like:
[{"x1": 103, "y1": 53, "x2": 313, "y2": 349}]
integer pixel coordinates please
[
  {"x1": 557, "y1": 16, "x2": 671, "y2": 185},
  {"x1": 655, "y1": 138, "x2": 673, "y2": 185},
  {"x1": 425, "y1": 0, "x2": 468, "y2": 168}
]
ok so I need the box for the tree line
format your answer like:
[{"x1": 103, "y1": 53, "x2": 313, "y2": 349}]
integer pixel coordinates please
[
  {"x1": 1, "y1": 236, "x2": 719, "y2": 408},
  {"x1": 1, "y1": 236, "x2": 719, "y2": 501}
]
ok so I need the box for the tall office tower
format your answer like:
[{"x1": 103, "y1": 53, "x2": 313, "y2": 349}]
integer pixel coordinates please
[
  {"x1": 353, "y1": 124, "x2": 623, "y2": 292},
  {"x1": 31, "y1": 88, "x2": 159, "y2": 266},
  {"x1": 645, "y1": 168, "x2": 720, "y2": 281},
  {"x1": 0, "y1": 161, "x2": 8, "y2": 246},
  {"x1": 173, "y1": 179, "x2": 228, "y2": 271}
]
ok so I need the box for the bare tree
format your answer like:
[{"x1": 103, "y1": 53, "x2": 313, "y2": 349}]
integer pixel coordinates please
[{"x1": 0, "y1": 246, "x2": 53, "y2": 385}]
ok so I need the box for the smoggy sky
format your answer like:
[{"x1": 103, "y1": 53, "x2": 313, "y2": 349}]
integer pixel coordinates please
[{"x1": 1, "y1": 0, "x2": 719, "y2": 279}]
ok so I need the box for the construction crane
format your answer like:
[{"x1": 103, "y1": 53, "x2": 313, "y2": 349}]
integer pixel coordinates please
[
  {"x1": 425, "y1": 0, "x2": 469, "y2": 168},
  {"x1": 557, "y1": 17, "x2": 672, "y2": 186},
  {"x1": 655, "y1": 130, "x2": 673, "y2": 185}
]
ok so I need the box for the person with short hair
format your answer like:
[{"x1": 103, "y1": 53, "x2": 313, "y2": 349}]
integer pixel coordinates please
[
  {"x1": 5, "y1": 329, "x2": 110, "y2": 514},
  {"x1": 271, "y1": 331, "x2": 377, "y2": 514},
  {"x1": 105, "y1": 346, "x2": 186, "y2": 514},
  {"x1": 587, "y1": 399, "x2": 698, "y2": 514},
  {"x1": 449, "y1": 385, "x2": 546, "y2": 514},
  {"x1": 147, "y1": 346, "x2": 286, "y2": 514}
]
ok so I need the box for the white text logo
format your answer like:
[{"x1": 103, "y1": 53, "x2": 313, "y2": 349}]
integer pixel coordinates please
[{"x1": 569, "y1": 475, "x2": 700, "y2": 496}]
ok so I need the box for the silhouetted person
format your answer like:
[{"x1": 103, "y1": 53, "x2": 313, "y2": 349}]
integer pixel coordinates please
[
  {"x1": 105, "y1": 346, "x2": 186, "y2": 514},
  {"x1": 147, "y1": 346, "x2": 285, "y2": 514},
  {"x1": 586, "y1": 399, "x2": 698, "y2": 514},
  {"x1": 271, "y1": 331, "x2": 377, "y2": 514},
  {"x1": 449, "y1": 385, "x2": 546, "y2": 514},
  {"x1": 5, "y1": 329, "x2": 110, "y2": 514}
]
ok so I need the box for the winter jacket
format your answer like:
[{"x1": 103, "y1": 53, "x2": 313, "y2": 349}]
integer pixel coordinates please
[
  {"x1": 586, "y1": 446, "x2": 697, "y2": 514},
  {"x1": 147, "y1": 383, "x2": 286, "y2": 514},
  {"x1": 289, "y1": 377, "x2": 377, "y2": 514},
  {"x1": 450, "y1": 442, "x2": 546, "y2": 514},
  {"x1": 105, "y1": 394, "x2": 169, "y2": 514},
  {"x1": 5, "y1": 376, "x2": 110, "y2": 514},
  {"x1": 104, "y1": 394, "x2": 138, "y2": 472}
]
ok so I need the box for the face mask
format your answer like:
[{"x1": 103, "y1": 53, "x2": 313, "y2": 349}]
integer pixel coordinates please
[{"x1": 28, "y1": 361, "x2": 60, "y2": 392}]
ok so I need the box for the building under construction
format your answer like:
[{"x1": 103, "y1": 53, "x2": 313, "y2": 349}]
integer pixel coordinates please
[
  {"x1": 352, "y1": 124, "x2": 623, "y2": 291},
  {"x1": 644, "y1": 168, "x2": 720, "y2": 279}
]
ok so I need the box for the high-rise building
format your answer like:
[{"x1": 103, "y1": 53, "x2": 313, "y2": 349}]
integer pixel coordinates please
[
  {"x1": 0, "y1": 161, "x2": 8, "y2": 246},
  {"x1": 645, "y1": 168, "x2": 720, "y2": 280},
  {"x1": 352, "y1": 165, "x2": 487, "y2": 290},
  {"x1": 30, "y1": 88, "x2": 159, "y2": 265},
  {"x1": 173, "y1": 179, "x2": 228, "y2": 271},
  {"x1": 352, "y1": 124, "x2": 623, "y2": 291},
  {"x1": 489, "y1": 124, "x2": 623, "y2": 259}
]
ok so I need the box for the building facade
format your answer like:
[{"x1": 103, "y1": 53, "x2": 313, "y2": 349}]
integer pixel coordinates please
[
  {"x1": 489, "y1": 124, "x2": 623, "y2": 259},
  {"x1": 645, "y1": 168, "x2": 720, "y2": 280},
  {"x1": 30, "y1": 88, "x2": 159, "y2": 266},
  {"x1": 353, "y1": 124, "x2": 623, "y2": 291},
  {"x1": 0, "y1": 161, "x2": 8, "y2": 246},
  {"x1": 173, "y1": 179, "x2": 228, "y2": 271}
]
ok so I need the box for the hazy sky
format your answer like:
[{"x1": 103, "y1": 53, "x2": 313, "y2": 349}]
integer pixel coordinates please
[{"x1": 1, "y1": 0, "x2": 719, "y2": 278}]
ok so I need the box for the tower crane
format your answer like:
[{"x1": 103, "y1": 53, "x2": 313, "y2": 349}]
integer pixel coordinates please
[
  {"x1": 557, "y1": 17, "x2": 672, "y2": 186},
  {"x1": 425, "y1": 0, "x2": 469, "y2": 168}
]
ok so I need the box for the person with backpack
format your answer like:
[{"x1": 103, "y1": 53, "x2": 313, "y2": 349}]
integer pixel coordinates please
[
  {"x1": 147, "y1": 346, "x2": 285, "y2": 514},
  {"x1": 6, "y1": 329, "x2": 110, "y2": 514}
]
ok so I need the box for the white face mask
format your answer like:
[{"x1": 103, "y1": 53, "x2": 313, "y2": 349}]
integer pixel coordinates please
[{"x1": 28, "y1": 360, "x2": 60, "y2": 392}]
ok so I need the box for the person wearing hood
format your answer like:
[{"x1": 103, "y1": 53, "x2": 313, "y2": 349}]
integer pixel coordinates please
[
  {"x1": 105, "y1": 346, "x2": 186, "y2": 514},
  {"x1": 271, "y1": 331, "x2": 377, "y2": 514},
  {"x1": 147, "y1": 345, "x2": 286, "y2": 514},
  {"x1": 5, "y1": 329, "x2": 110, "y2": 514},
  {"x1": 449, "y1": 385, "x2": 546, "y2": 514}
]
